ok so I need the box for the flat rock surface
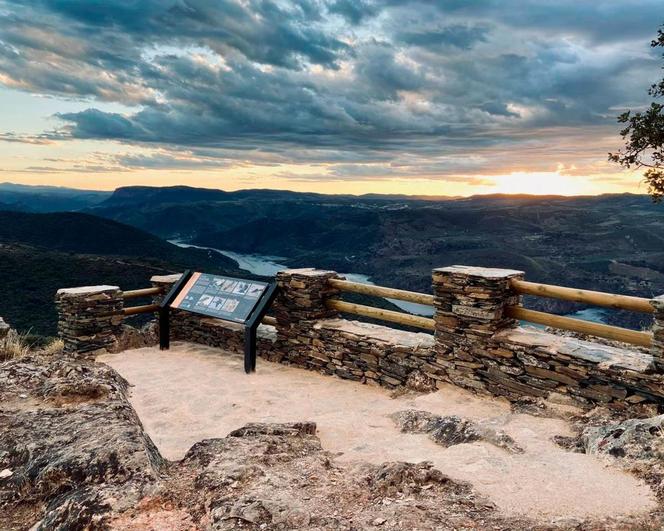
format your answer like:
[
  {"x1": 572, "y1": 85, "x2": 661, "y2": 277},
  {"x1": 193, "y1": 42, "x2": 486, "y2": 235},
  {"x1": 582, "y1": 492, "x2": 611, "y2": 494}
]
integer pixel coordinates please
[
  {"x1": 99, "y1": 342, "x2": 657, "y2": 522},
  {"x1": 315, "y1": 318, "x2": 434, "y2": 348},
  {"x1": 498, "y1": 327, "x2": 654, "y2": 372}
]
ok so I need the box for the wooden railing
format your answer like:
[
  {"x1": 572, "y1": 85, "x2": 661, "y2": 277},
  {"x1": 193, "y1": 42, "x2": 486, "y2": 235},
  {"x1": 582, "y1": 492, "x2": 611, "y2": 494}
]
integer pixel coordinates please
[
  {"x1": 123, "y1": 303, "x2": 160, "y2": 316},
  {"x1": 325, "y1": 277, "x2": 655, "y2": 346},
  {"x1": 508, "y1": 279, "x2": 654, "y2": 347},
  {"x1": 122, "y1": 287, "x2": 164, "y2": 316},
  {"x1": 325, "y1": 279, "x2": 435, "y2": 331},
  {"x1": 122, "y1": 287, "x2": 164, "y2": 300},
  {"x1": 510, "y1": 279, "x2": 654, "y2": 314},
  {"x1": 328, "y1": 279, "x2": 435, "y2": 305},
  {"x1": 118, "y1": 276, "x2": 655, "y2": 346}
]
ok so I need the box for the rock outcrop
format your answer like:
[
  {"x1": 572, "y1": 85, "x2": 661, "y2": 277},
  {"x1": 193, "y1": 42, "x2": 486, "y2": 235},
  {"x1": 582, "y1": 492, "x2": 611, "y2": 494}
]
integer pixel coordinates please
[
  {"x1": 582, "y1": 414, "x2": 664, "y2": 499},
  {"x1": 0, "y1": 354, "x2": 164, "y2": 530},
  {"x1": 391, "y1": 410, "x2": 524, "y2": 454}
]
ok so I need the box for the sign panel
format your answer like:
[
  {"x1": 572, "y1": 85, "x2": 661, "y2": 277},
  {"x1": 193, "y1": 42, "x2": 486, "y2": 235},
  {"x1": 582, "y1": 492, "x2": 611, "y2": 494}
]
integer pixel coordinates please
[{"x1": 170, "y1": 272, "x2": 268, "y2": 323}]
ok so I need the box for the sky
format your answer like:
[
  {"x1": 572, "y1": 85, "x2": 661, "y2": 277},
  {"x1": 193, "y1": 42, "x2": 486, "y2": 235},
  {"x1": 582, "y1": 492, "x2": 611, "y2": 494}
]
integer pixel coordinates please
[{"x1": 0, "y1": 0, "x2": 662, "y2": 196}]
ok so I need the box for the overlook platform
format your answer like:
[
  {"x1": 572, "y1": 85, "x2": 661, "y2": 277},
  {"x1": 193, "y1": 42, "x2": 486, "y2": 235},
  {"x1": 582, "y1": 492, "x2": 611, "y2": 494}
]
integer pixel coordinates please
[{"x1": 99, "y1": 342, "x2": 657, "y2": 523}]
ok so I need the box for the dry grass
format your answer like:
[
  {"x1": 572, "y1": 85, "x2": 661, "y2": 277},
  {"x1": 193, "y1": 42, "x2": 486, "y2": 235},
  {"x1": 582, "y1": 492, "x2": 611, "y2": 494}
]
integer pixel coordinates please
[
  {"x1": 0, "y1": 328, "x2": 32, "y2": 361},
  {"x1": 40, "y1": 338, "x2": 64, "y2": 357},
  {"x1": 0, "y1": 328, "x2": 64, "y2": 361}
]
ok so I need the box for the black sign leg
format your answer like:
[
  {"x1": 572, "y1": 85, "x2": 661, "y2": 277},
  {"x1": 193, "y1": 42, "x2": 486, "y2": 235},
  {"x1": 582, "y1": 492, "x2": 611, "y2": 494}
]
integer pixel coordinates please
[
  {"x1": 158, "y1": 269, "x2": 192, "y2": 352},
  {"x1": 159, "y1": 307, "x2": 170, "y2": 350},
  {"x1": 244, "y1": 325, "x2": 257, "y2": 374}
]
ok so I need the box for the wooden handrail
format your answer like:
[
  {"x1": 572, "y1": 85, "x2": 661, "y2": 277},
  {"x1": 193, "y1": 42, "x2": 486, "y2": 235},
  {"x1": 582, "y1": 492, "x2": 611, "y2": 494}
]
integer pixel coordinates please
[
  {"x1": 505, "y1": 306, "x2": 653, "y2": 347},
  {"x1": 261, "y1": 315, "x2": 277, "y2": 326},
  {"x1": 122, "y1": 287, "x2": 164, "y2": 300},
  {"x1": 326, "y1": 299, "x2": 435, "y2": 331},
  {"x1": 328, "y1": 279, "x2": 435, "y2": 306},
  {"x1": 123, "y1": 304, "x2": 160, "y2": 316},
  {"x1": 510, "y1": 279, "x2": 654, "y2": 314}
]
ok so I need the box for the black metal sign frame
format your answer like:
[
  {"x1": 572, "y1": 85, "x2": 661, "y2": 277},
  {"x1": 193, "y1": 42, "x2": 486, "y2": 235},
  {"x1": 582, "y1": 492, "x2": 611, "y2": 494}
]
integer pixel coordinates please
[{"x1": 158, "y1": 269, "x2": 278, "y2": 374}]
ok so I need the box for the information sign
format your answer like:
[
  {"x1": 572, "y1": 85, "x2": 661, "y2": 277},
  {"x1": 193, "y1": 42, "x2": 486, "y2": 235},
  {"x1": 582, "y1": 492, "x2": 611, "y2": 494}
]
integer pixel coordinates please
[
  {"x1": 158, "y1": 270, "x2": 278, "y2": 373},
  {"x1": 171, "y1": 272, "x2": 268, "y2": 323}
]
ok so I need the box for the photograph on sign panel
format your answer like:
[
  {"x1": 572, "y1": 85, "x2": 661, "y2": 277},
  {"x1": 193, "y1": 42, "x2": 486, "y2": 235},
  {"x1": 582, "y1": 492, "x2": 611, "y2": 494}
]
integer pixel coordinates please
[
  {"x1": 222, "y1": 298, "x2": 239, "y2": 312},
  {"x1": 233, "y1": 281, "x2": 249, "y2": 295},
  {"x1": 221, "y1": 279, "x2": 237, "y2": 292},
  {"x1": 210, "y1": 296, "x2": 227, "y2": 311},
  {"x1": 196, "y1": 294, "x2": 214, "y2": 308},
  {"x1": 246, "y1": 283, "x2": 265, "y2": 298}
]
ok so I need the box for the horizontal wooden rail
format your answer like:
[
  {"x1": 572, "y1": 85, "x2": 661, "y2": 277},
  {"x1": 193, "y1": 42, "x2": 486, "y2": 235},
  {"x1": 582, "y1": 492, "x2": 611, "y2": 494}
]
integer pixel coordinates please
[
  {"x1": 122, "y1": 287, "x2": 164, "y2": 300},
  {"x1": 505, "y1": 306, "x2": 653, "y2": 347},
  {"x1": 510, "y1": 279, "x2": 654, "y2": 314},
  {"x1": 123, "y1": 304, "x2": 160, "y2": 316},
  {"x1": 261, "y1": 315, "x2": 277, "y2": 326},
  {"x1": 328, "y1": 279, "x2": 435, "y2": 306},
  {"x1": 326, "y1": 299, "x2": 435, "y2": 331}
]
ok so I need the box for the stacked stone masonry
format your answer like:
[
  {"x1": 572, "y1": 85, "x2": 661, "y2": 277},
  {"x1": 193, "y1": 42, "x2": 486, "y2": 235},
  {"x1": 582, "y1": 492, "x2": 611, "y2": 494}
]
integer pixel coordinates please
[
  {"x1": 55, "y1": 267, "x2": 664, "y2": 409},
  {"x1": 432, "y1": 266, "x2": 663, "y2": 408},
  {"x1": 56, "y1": 285, "x2": 124, "y2": 355}
]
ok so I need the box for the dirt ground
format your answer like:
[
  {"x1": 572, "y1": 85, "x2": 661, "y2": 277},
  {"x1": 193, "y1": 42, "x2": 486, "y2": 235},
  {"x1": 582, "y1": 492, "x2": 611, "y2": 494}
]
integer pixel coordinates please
[{"x1": 99, "y1": 342, "x2": 657, "y2": 523}]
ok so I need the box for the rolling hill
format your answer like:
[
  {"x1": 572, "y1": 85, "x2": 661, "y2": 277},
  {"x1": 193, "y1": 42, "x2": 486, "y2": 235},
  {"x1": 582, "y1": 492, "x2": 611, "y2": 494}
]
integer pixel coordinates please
[{"x1": 0, "y1": 211, "x2": 243, "y2": 337}]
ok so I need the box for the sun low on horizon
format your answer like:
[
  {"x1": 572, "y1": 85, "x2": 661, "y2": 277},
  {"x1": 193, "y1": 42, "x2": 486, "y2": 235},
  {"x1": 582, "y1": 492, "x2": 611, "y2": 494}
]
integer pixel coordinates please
[{"x1": 0, "y1": 1, "x2": 661, "y2": 197}]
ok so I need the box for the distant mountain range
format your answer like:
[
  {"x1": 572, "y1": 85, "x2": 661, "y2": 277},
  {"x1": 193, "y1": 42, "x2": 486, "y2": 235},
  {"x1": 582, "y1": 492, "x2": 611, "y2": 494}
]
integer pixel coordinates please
[
  {"x1": 0, "y1": 182, "x2": 111, "y2": 212},
  {"x1": 1, "y1": 183, "x2": 662, "y2": 334}
]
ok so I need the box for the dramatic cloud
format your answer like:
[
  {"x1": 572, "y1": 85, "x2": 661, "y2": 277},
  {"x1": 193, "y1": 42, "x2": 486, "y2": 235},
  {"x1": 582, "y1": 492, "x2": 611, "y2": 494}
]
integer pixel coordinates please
[{"x1": 0, "y1": 0, "x2": 661, "y2": 185}]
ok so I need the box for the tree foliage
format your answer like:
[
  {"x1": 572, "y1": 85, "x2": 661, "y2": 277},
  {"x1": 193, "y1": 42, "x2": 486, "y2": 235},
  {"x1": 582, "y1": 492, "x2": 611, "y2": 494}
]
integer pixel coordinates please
[{"x1": 609, "y1": 26, "x2": 664, "y2": 202}]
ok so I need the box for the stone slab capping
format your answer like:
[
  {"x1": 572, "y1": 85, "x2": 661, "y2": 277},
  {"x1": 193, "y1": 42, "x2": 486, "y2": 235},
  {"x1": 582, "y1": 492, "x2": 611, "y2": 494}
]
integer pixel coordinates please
[
  {"x1": 55, "y1": 285, "x2": 123, "y2": 355},
  {"x1": 651, "y1": 295, "x2": 664, "y2": 372}
]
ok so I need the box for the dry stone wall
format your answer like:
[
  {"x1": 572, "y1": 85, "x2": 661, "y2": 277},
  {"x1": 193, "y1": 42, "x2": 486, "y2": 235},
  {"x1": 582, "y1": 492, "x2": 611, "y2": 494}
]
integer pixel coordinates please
[
  {"x1": 432, "y1": 266, "x2": 663, "y2": 408},
  {"x1": 147, "y1": 270, "x2": 436, "y2": 389},
  {"x1": 55, "y1": 266, "x2": 663, "y2": 408}
]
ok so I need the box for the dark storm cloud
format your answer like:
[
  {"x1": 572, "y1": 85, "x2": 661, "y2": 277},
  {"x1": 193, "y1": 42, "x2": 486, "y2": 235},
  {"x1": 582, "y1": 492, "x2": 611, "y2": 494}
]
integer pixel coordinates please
[
  {"x1": 328, "y1": 0, "x2": 379, "y2": 25},
  {"x1": 396, "y1": 24, "x2": 490, "y2": 50},
  {"x1": 0, "y1": 0, "x2": 661, "y2": 177}
]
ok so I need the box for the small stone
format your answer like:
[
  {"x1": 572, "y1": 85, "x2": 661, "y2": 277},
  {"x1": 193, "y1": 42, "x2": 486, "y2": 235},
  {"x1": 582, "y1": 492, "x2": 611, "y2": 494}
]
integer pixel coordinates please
[
  {"x1": 0, "y1": 469, "x2": 13, "y2": 478},
  {"x1": 373, "y1": 517, "x2": 386, "y2": 526}
]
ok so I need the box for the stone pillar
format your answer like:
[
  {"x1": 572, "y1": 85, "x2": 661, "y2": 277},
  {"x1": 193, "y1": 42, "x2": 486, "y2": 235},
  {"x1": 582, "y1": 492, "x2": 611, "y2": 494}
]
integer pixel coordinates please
[
  {"x1": 150, "y1": 273, "x2": 185, "y2": 339},
  {"x1": 274, "y1": 269, "x2": 341, "y2": 324},
  {"x1": 55, "y1": 285, "x2": 124, "y2": 355},
  {"x1": 651, "y1": 295, "x2": 664, "y2": 372},
  {"x1": 150, "y1": 273, "x2": 183, "y2": 304},
  {"x1": 273, "y1": 268, "x2": 343, "y2": 363},
  {"x1": 431, "y1": 266, "x2": 524, "y2": 390}
]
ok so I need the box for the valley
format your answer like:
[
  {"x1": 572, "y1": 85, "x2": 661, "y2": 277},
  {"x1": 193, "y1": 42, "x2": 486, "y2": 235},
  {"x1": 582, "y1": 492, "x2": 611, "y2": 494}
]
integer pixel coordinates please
[
  {"x1": 2, "y1": 183, "x2": 663, "y2": 335},
  {"x1": 88, "y1": 186, "x2": 664, "y2": 331}
]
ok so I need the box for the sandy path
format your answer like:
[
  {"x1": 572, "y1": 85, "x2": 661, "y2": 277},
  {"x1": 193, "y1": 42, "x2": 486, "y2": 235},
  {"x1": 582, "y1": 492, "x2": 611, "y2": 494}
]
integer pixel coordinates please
[{"x1": 99, "y1": 342, "x2": 656, "y2": 521}]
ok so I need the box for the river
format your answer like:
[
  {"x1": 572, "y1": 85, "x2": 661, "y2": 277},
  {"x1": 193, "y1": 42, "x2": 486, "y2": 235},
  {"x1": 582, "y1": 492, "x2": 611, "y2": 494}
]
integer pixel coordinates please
[
  {"x1": 170, "y1": 240, "x2": 606, "y2": 323},
  {"x1": 170, "y1": 240, "x2": 436, "y2": 316}
]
